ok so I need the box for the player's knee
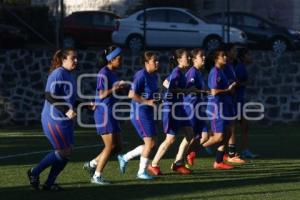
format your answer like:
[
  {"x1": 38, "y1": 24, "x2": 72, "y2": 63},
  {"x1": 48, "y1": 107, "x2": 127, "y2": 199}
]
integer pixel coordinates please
[
  {"x1": 166, "y1": 137, "x2": 175, "y2": 146},
  {"x1": 215, "y1": 134, "x2": 224, "y2": 143}
]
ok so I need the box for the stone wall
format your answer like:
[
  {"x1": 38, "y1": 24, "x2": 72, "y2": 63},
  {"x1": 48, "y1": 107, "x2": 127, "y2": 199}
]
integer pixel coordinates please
[{"x1": 0, "y1": 49, "x2": 299, "y2": 125}]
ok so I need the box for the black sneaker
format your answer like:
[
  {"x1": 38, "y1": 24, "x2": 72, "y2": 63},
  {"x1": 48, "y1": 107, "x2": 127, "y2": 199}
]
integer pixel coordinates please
[
  {"x1": 27, "y1": 168, "x2": 40, "y2": 190},
  {"x1": 83, "y1": 161, "x2": 96, "y2": 176},
  {"x1": 42, "y1": 183, "x2": 64, "y2": 191}
]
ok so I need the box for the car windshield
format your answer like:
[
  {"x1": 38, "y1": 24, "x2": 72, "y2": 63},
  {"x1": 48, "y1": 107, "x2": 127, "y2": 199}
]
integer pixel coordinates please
[{"x1": 185, "y1": 9, "x2": 208, "y2": 23}]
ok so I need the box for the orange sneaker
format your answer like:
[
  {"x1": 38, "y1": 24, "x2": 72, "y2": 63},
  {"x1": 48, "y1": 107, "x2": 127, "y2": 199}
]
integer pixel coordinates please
[
  {"x1": 171, "y1": 163, "x2": 192, "y2": 174},
  {"x1": 187, "y1": 151, "x2": 196, "y2": 166},
  {"x1": 213, "y1": 162, "x2": 234, "y2": 170},
  {"x1": 147, "y1": 165, "x2": 162, "y2": 175},
  {"x1": 223, "y1": 153, "x2": 229, "y2": 161},
  {"x1": 227, "y1": 156, "x2": 246, "y2": 164}
]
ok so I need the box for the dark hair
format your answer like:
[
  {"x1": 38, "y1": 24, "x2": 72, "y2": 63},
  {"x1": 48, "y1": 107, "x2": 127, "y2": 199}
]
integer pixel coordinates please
[
  {"x1": 98, "y1": 45, "x2": 120, "y2": 68},
  {"x1": 190, "y1": 48, "x2": 204, "y2": 59},
  {"x1": 169, "y1": 48, "x2": 188, "y2": 68},
  {"x1": 213, "y1": 48, "x2": 226, "y2": 62},
  {"x1": 50, "y1": 48, "x2": 75, "y2": 72},
  {"x1": 140, "y1": 51, "x2": 157, "y2": 65}
]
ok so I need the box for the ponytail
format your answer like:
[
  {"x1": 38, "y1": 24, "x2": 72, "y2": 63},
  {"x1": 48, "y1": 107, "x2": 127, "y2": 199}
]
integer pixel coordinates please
[
  {"x1": 49, "y1": 48, "x2": 75, "y2": 72},
  {"x1": 168, "y1": 48, "x2": 187, "y2": 69}
]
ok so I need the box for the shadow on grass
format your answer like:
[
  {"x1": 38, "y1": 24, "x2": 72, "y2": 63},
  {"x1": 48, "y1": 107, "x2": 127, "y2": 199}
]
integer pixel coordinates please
[{"x1": 0, "y1": 171, "x2": 300, "y2": 200}]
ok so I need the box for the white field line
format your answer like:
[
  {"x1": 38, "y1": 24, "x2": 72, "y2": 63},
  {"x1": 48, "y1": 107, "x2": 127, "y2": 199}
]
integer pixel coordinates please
[{"x1": 0, "y1": 142, "x2": 128, "y2": 160}]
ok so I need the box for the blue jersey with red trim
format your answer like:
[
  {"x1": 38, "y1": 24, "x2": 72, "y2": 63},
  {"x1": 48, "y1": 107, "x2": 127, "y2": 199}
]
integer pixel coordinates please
[
  {"x1": 207, "y1": 67, "x2": 229, "y2": 103},
  {"x1": 164, "y1": 66, "x2": 187, "y2": 102},
  {"x1": 184, "y1": 66, "x2": 206, "y2": 104},
  {"x1": 131, "y1": 68, "x2": 159, "y2": 114},
  {"x1": 95, "y1": 66, "x2": 119, "y2": 107},
  {"x1": 42, "y1": 67, "x2": 76, "y2": 121}
]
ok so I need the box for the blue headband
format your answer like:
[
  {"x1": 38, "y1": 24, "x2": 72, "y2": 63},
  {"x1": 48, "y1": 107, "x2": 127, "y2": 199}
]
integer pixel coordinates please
[{"x1": 106, "y1": 47, "x2": 122, "y2": 62}]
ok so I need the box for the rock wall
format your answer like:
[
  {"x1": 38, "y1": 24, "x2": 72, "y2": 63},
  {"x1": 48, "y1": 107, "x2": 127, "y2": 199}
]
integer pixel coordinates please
[{"x1": 0, "y1": 49, "x2": 299, "y2": 125}]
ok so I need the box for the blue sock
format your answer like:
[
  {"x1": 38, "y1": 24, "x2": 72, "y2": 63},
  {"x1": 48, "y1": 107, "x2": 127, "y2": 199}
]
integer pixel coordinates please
[
  {"x1": 32, "y1": 151, "x2": 61, "y2": 176},
  {"x1": 216, "y1": 150, "x2": 224, "y2": 163},
  {"x1": 45, "y1": 158, "x2": 69, "y2": 186}
]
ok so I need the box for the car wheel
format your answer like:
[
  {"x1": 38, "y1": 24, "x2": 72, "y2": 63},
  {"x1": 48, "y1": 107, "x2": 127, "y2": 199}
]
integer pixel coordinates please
[
  {"x1": 127, "y1": 34, "x2": 143, "y2": 53},
  {"x1": 63, "y1": 36, "x2": 76, "y2": 48},
  {"x1": 204, "y1": 36, "x2": 221, "y2": 51},
  {"x1": 272, "y1": 38, "x2": 288, "y2": 54}
]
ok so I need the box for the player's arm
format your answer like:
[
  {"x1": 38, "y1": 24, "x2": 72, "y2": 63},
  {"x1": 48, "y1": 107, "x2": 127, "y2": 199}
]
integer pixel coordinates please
[
  {"x1": 128, "y1": 90, "x2": 155, "y2": 106},
  {"x1": 211, "y1": 82, "x2": 237, "y2": 96},
  {"x1": 99, "y1": 80, "x2": 126, "y2": 99},
  {"x1": 45, "y1": 92, "x2": 76, "y2": 119}
]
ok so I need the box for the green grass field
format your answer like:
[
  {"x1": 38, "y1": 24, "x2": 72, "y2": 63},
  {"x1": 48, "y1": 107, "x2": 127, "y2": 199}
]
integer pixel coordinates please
[{"x1": 0, "y1": 123, "x2": 300, "y2": 200}]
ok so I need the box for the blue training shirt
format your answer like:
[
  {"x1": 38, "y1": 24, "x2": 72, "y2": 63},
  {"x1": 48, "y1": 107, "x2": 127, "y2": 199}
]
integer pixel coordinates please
[
  {"x1": 164, "y1": 66, "x2": 187, "y2": 102},
  {"x1": 42, "y1": 67, "x2": 77, "y2": 120},
  {"x1": 184, "y1": 66, "x2": 206, "y2": 105},
  {"x1": 131, "y1": 68, "x2": 159, "y2": 113},
  {"x1": 207, "y1": 66, "x2": 229, "y2": 103},
  {"x1": 95, "y1": 66, "x2": 119, "y2": 107}
]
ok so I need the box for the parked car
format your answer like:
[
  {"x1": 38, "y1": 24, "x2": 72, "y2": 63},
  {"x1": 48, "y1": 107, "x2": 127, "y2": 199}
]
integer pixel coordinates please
[
  {"x1": 62, "y1": 11, "x2": 120, "y2": 48},
  {"x1": 205, "y1": 12, "x2": 300, "y2": 54},
  {"x1": 0, "y1": 24, "x2": 28, "y2": 48},
  {"x1": 112, "y1": 7, "x2": 247, "y2": 52}
]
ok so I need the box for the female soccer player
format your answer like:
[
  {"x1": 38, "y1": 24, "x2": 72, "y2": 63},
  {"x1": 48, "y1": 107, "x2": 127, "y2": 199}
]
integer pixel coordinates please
[
  {"x1": 117, "y1": 51, "x2": 159, "y2": 180},
  {"x1": 184, "y1": 48, "x2": 211, "y2": 167},
  {"x1": 27, "y1": 48, "x2": 78, "y2": 190},
  {"x1": 235, "y1": 47, "x2": 258, "y2": 158},
  {"x1": 202, "y1": 48, "x2": 236, "y2": 169},
  {"x1": 148, "y1": 49, "x2": 196, "y2": 175},
  {"x1": 223, "y1": 44, "x2": 245, "y2": 164},
  {"x1": 84, "y1": 46, "x2": 125, "y2": 185}
]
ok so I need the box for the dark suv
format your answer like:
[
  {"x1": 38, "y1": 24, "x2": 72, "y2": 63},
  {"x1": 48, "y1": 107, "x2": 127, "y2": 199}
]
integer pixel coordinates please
[
  {"x1": 205, "y1": 12, "x2": 300, "y2": 54},
  {"x1": 62, "y1": 11, "x2": 119, "y2": 48}
]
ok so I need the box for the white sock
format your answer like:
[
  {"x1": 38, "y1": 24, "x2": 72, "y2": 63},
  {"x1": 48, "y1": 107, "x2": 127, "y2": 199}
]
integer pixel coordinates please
[
  {"x1": 123, "y1": 145, "x2": 143, "y2": 162},
  {"x1": 138, "y1": 156, "x2": 149, "y2": 174},
  {"x1": 90, "y1": 159, "x2": 97, "y2": 168},
  {"x1": 93, "y1": 171, "x2": 101, "y2": 178}
]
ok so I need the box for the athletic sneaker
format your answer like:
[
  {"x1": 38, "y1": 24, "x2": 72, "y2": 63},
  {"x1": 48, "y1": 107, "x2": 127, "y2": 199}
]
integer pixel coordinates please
[
  {"x1": 91, "y1": 176, "x2": 110, "y2": 185},
  {"x1": 187, "y1": 151, "x2": 196, "y2": 166},
  {"x1": 185, "y1": 163, "x2": 192, "y2": 169},
  {"x1": 171, "y1": 163, "x2": 191, "y2": 174},
  {"x1": 42, "y1": 183, "x2": 64, "y2": 191},
  {"x1": 83, "y1": 162, "x2": 96, "y2": 176},
  {"x1": 117, "y1": 154, "x2": 127, "y2": 174},
  {"x1": 27, "y1": 168, "x2": 40, "y2": 190},
  {"x1": 241, "y1": 149, "x2": 258, "y2": 159},
  {"x1": 223, "y1": 153, "x2": 229, "y2": 161},
  {"x1": 137, "y1": 172, "x2": 153, "y2": 180},
  {"x1": 213, "y1": 162, "x2": 234, "y2": 170},
  {"x1": 147, "y1": 165, "x2": 162, "y2": 175},
  {"x1": 227, "y1": 156, "x2": 246, "y2": 164}
]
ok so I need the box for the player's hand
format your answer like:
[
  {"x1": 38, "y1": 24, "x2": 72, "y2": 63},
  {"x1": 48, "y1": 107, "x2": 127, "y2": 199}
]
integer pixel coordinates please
[
  {"x1": 228, "y1": 82, "x2": 237, "y2": 91},
  {"x1": 145, "y1": 99, "x2": 156, "y2": 106},
  {"x1": 89, "y1": 102, "x2": 96, "y2": 111},
  {"x1": 65, "y1": 109, "x2": 77, "y2": 119},
  {"x1": 113, "y1": 80, "x2": 126, "y2": 91}
]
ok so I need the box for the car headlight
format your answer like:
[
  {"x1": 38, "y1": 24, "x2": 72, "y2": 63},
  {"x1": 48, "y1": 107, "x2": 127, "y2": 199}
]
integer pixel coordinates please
[{"x1": 288, "y1": 29, "x2": 300, "y2": 35}]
